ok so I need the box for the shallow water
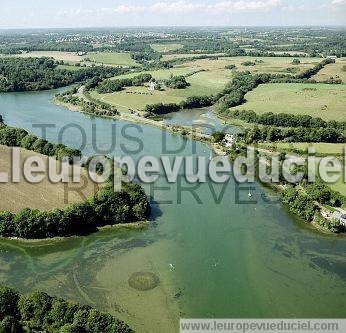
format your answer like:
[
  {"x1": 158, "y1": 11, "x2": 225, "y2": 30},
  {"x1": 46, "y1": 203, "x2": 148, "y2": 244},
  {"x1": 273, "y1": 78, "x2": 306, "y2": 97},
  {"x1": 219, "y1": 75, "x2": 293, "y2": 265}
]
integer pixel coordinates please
[
  {"x1": 0, "y1": 90, "x2": 345, "y2": 332},
  {"x1": 163, "y1": 107, "x2": 242, "y2": 135}
]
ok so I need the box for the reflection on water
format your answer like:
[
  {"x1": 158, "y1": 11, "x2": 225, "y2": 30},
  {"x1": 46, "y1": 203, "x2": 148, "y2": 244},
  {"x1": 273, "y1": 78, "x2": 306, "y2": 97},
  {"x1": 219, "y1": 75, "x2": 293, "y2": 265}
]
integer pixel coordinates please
[{"x1": 0, "y1": 90, "x2": 345, "y2": 332}]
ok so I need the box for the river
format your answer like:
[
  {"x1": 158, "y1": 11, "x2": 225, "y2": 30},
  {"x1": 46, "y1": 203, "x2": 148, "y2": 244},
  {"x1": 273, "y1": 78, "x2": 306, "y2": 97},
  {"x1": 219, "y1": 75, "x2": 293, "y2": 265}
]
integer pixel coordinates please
[{"x1": 0, "y1": 90, "x2": 345, "y2": 332}]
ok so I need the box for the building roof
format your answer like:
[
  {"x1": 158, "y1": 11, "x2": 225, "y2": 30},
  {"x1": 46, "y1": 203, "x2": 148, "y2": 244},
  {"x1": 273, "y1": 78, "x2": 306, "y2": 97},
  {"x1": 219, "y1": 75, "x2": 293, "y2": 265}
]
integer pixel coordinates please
[{"x1": 332, "y1": 211, "x2": 342, "y2": 219}]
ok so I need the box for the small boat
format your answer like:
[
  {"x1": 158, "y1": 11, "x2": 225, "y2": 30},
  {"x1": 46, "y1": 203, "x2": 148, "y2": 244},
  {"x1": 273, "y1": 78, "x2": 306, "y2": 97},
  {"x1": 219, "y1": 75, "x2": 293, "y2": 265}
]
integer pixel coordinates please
[
  {"x1": 248, "y1": 192, "x2": 252, "y2": 198},
  {"x1": 169, "y1": 263, "x2": 175, "y2": 270}
]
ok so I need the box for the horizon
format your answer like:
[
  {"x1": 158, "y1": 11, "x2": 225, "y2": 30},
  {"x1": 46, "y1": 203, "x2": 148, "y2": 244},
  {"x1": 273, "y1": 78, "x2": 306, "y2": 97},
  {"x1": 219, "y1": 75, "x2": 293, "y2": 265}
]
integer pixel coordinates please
[{"x1": 1, "y1": 0, "x2": 345, "y2": 29}]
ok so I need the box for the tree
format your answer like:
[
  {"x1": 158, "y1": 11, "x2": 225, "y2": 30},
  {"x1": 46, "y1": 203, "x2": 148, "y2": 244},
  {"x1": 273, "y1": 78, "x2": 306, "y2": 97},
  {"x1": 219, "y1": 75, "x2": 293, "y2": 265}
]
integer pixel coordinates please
[{"x1": 0, "y1": 286, "x2": 19, "y2": 320}]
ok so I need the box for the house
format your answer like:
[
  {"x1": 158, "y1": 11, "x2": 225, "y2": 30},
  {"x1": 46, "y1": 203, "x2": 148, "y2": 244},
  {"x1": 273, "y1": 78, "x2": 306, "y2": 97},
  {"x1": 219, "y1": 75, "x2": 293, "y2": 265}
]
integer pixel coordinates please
[
  {"x1": 341, "y1": 215, "x2": 346, "y2": 227},
  {"x1": 149, "y1": 81, "x2": 157, "y2": 91},
  {"x1": 332, "y1": 211, "x2": 346, "y2": 227},
  {"x1": 223, "y1": 134, "x2": 236, "y2": 148}
]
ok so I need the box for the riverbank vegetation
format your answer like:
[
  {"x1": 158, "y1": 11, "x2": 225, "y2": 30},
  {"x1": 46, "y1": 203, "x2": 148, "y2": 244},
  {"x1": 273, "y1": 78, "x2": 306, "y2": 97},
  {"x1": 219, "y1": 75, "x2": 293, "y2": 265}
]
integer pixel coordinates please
[
  {"x1": 0, "y1": 120, "x2": 81, "y2": 162},
  {"x1": 0, "y1": 285, "x2": 132, "y2": 332}
]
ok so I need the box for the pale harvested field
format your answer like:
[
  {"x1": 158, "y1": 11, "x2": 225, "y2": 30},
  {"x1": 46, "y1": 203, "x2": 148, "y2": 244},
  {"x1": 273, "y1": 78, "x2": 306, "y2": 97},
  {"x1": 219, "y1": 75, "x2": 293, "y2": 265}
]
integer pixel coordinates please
[
  {"x1": 182, "y1": 56, "x2": 321, "y2": 75},
  {"x1": 161, "y1": 53, "x2": 225, "y2": 61},
  {"x1": 0, "y1": 145, "x2": 99, "y2": 213},
  {"x1": 2, "y1": 51, "x2": 83, "y2": 63},
  {"x1": 150, "y1": 43, "x2": 184, "y2": 53},
  {"x1": 312, "y1": 58, "x2": 346, "y2": 83}
]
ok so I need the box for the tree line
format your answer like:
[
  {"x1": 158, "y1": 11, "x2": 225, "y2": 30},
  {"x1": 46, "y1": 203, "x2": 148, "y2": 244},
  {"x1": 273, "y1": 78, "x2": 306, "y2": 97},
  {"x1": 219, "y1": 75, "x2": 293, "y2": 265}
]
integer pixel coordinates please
[
  {"x1": 0, "y1": 57, "x2": 125, "y2": 92},
  {"x1": 96, "y1": 73, "x2": 152, "y2": 93},
  {"x1": 0, "y1": 285, "x2": 132, "y2": 332},
  {"x1": 229, "y1": 109, "x2": 345, "y2": 131},
  {"x1": 242, "y1": 125, "x2": 344, "y2": 144},
  {"x1": 0, "y1": 182, "x2": 149, "y2": 239},
  {"x1": 0, "y1": 121, "x2": 81, "y2": 163}
]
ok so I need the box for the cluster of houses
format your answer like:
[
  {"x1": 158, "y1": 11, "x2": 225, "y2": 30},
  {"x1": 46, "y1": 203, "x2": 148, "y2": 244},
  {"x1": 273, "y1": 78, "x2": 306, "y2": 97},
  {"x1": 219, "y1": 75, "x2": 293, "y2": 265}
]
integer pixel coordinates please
[
  {"x1": 223, "y1": 134, "x2": 237, "y2": 148},
  {"x1": 322, "y1": 210, "x2": 346, "y2": 227},
  {"x1": 332, "y1": 212, "x2": 346, "y2": 227}
]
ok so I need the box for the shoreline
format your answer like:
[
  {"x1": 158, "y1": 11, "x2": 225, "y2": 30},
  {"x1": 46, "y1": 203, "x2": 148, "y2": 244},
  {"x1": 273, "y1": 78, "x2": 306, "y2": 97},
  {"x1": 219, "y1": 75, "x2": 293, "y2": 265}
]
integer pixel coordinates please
[
  {"x1": 2, "y1": 221, "x2": 150, "y2": 244},
  {"x1": 36, "y1": 95, "x2": 346, "y2": 236}
]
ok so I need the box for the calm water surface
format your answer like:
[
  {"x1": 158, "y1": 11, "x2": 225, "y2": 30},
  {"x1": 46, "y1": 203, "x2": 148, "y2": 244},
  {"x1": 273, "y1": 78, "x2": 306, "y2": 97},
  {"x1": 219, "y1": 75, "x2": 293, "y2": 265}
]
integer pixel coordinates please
[{"x1": 0, "y1": 90, "x2": 345, "y2": 332}]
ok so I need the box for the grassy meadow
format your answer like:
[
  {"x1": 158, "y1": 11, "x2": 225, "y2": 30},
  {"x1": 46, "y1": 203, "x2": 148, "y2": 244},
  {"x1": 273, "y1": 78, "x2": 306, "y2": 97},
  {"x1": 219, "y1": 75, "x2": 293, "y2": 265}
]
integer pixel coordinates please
[
  {"x1": 259, "y1": 142, "x2": 346, "y2": 156},
  {"x1": 0, "y1": 145, "x2": 98, "y2": 213},
  {"x1": 85, "y1": 52, "x2": 138, "y2": 66},
  {"x1": 231, "y1": 83, "x2": 346, "y2": 121}
]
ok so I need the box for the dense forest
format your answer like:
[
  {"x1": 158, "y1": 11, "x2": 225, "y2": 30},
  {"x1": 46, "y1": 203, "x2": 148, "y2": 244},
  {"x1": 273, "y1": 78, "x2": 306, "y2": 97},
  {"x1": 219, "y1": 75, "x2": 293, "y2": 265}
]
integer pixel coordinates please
[
  {"x1": 0, "y1": 57, "x2": 125, "y2": 92},
  {"x1": 0, "y1": 285, "x2": 132, "y2": 332}
]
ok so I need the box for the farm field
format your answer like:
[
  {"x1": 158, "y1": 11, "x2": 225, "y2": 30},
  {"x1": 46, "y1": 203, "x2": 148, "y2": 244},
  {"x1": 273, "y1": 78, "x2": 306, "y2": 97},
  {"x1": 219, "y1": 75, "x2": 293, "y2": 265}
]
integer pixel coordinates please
[
  {"x1": 259, "y1": 142, "x2": 346, "y2": 156},
  {"x1": 0, "y1": 145, "x2": 98, "y2": 213},
  {"x1": 112, "y1": 66, "x2": 202, "y2": 81},
  {"x1": 312, "y1": 58, "x2": 346, "y2": 83},
  {"x1": 231, "y1": 83, "x2": 346, "y2": 121},
  {"x1": 161, "y1": 53, "x2": 225, "y2": 61},
  {"x1": 90, "y1": 81, "x2": 219, "y2": 112},
  {"x1": 85, "y1": 52, "x2": 138, "y2": 66},
  {"x1": 1, "y1": 51, "x2": 83, "y2": 63},
  {"x1": 91, "y1": 86, "x2": 183, "y2": 112},
  {"x1": 0, "y1": 50, "x2": 139, "y2": 67},
  {"x1": 182, "y1": 56, "x2": 321, "y2": 75},
  {"x1": 150, "y1": 43, "x2": 183, "y2": 52}
]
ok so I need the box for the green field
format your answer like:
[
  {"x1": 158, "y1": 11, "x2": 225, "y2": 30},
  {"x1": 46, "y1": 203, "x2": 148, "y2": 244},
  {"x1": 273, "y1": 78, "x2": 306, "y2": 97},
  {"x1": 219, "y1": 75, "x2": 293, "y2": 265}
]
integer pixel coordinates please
[
  {"x1": 90, "y1": 81, "x2": 220, "y2": 113},
  {"x1": 91, "y1": 86, "x2": 183, "y2": 112},
  {"x1": 150, "y1": 43, "x2": 183, "y2": 53},
  {"x1": 259, "y1": 142, "x2": 346, "y2": 156},
  {"x1": 85, "y1": 52, "x2": 138, "y2": 66},
  {"x1": 312, "y1": 58, "x2": 346, "y2": 83},
  {"x1": 231, "y1": 83, "x2": 346, "y2": 121}
]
